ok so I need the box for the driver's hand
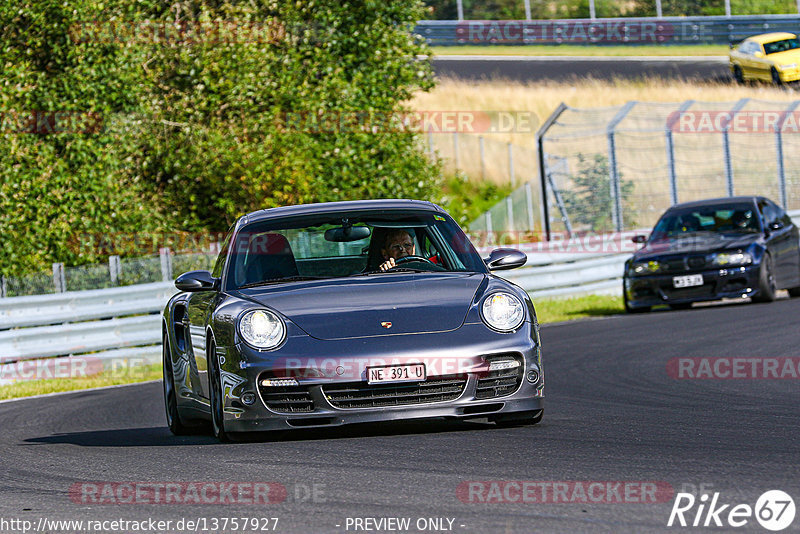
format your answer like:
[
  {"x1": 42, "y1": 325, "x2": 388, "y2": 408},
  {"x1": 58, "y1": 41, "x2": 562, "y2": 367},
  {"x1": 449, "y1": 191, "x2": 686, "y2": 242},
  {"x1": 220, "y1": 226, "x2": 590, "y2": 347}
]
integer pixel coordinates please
[{"x1": 379, "y1": 258, "x2": 396, "y2": 272}]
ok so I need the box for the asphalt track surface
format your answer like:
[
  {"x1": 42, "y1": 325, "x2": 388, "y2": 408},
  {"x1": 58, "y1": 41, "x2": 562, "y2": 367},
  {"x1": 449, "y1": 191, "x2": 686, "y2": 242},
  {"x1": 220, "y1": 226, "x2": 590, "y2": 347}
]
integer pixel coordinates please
[
  {"x1": 432, "y1": 55, "x2": 731, "y2": 83},
  {"x1": 2, "y1": 297, "x2": 799, "y2": 533}
]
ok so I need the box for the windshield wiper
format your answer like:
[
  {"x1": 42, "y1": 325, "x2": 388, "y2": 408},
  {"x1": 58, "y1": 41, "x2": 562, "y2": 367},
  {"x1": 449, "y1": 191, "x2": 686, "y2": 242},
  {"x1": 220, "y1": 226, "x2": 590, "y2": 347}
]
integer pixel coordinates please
[
  {"x1": 238, "y1": 276, "x2": 328, "y2": 289},
  {"x1": 351, "y1": 268, "x2": 429, "y2": 276}
]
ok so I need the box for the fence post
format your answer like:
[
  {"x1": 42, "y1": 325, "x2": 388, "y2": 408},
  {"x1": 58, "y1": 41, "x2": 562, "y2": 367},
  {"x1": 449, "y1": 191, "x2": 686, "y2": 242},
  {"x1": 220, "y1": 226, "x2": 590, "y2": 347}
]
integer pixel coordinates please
[
  {"x1": 536, "y1": 103, "x2": 568, "y2": 242},
  {"x1": 655, "y1": 0, "x2": 663, "y2": 17},
  {"x1": 506, "y1": 195, "x2": 515, "y2": 237},
  {"x1": 485, "y1": 211, "x2": 494, "y2": 246},
  {"x1": 723, "y1": 98, "x2": 749, "y2": 197},
  {"x1": 524, "y1": 181, "x2": 535, "y2": 234},
  {"x1": 607, "y1": 101, "x2": 637, "y2": 232},
  {"x1": 160, "y1": 247, "x2": 173, "y2": 282},
  {"x1": 665, "y1": 100, "x2": 695, "y2": 206},
  {"x1": 479, "y1": 136, "x2": 485, "y2": 180},
  {"x1": 775, "y1": 101, "x2": 799, "y2": 209},
  {"x1": 53, "y1": 263, "x2": 66, "y2": 293},
  {"x1": 427, "y1": 127, "x2": 435, "y2": 162},
  {"x1": 0, "y1": 275, "x2": 6, "y2": 298},
  {"x1": 589, "y1": 0, "x2": 596, "y2": 19},
  {"x1": 523, "y1": 0, "x2": 532, "y2": 20},
  {"x1": 456, "y1": 0, "x2": 464, "y2": 20},
  {"x1": 508, "y1": 142, "x2": 516, "y2": 188},
  {"x1": 109, "y1": 255, "x2": 121, "y2": 286}
]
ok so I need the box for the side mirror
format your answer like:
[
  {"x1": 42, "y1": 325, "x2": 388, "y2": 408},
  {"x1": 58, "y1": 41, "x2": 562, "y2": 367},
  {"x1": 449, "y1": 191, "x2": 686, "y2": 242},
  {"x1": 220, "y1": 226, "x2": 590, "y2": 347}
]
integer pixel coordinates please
[
  {"x1": 175, "y1": 270, "x2": 219, "y2": 292},
  {"x1": 754, "y1": 51, "x2": 764, "y2": 58},
  {"x1": 631, "y1": 235, "x2": 647, "y2": 244},
  {"x1": 483, "y1": 248, "x2": 527, "y2": 271},
  {"x1": 769, "y1": 221, "x2": 784, "y2": 231}
]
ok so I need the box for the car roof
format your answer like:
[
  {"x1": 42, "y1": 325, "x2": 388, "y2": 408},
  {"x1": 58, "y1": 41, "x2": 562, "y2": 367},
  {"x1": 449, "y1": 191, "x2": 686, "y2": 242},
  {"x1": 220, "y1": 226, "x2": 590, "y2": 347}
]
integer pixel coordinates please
[
  {"x1": 240, "y1": 199, "x2": 445, "y2": 226},
  {"x1": 666, "y1": 196, "x2": 759, "y2": 211},
  {"x1": 746, "y1": 32, "x2": 796, "y2": 44}
]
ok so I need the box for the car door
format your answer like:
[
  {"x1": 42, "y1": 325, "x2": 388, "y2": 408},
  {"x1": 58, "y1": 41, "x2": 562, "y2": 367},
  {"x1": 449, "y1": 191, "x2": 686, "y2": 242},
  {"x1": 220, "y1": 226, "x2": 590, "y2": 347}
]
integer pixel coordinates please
[
  {"x1": 751, "y1": 42, "x2": 772, "y2": 81},
  {"x1": 759, "y1": 199, "x2": 794, "y2": 287}
]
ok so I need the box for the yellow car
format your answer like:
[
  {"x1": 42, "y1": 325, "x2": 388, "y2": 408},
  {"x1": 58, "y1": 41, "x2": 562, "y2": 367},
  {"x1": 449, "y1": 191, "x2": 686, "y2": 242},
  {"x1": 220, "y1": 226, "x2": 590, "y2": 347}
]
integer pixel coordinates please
[{"x1": 729, "y1": 32, "x2": 800, "y2": 84}]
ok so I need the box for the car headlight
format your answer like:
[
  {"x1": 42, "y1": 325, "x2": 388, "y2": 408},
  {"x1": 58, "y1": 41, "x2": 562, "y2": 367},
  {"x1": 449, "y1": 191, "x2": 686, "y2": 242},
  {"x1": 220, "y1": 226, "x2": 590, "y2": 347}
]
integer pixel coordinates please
[
  {"x1": 238, "y1": 309, "x2": 285, "y2": 349},
  {"x1": 481, "y1": 292, "x2": 525, "y2": 332},
  {"x1": 780, "y1": 63, "x2": 797, "y2": 69},
  {"x1": 712, "y1": 251, "x2": 753, "y2": 266},
  {"x1": 631, "y1": 260, "x2": 661, "y2": 274}
]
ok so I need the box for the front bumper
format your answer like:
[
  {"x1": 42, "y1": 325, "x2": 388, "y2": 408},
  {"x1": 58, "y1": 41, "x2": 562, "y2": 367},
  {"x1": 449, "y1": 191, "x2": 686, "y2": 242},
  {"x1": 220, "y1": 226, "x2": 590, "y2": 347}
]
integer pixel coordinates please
[
  {"x1": 625, "y1": 264, "x2": 760, "y2": 308},
  {"x1": 209, "y1": 322, "x2": 543, "y2": 432}
]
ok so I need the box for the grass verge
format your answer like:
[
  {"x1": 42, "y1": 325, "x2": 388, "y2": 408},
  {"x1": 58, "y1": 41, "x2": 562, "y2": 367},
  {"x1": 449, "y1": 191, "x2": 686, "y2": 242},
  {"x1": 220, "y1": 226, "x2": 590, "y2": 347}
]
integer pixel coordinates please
[
  {"x1": 534, "y1": 294, "x2": 624, "y2": 324},
  {"x1": 431, "y1": 45, "x2": 729, "y2": 57},
  {"x1": 0, "y1": 362, "x2": 162, "y2": 401}
]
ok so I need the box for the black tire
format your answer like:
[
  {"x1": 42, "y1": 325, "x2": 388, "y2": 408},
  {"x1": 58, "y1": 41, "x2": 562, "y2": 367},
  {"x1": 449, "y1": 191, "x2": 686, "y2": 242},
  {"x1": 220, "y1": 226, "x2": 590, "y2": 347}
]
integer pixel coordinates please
[
  {"x1": 733, "y1": 65, "x2": 744, "y2": 84},
  {"x1": 208, "y1": 340, "x2": 231, "y2": 442},
  {"x1": 789, "y1": 286, "x2": 800, "y2": 297},
  {"x1": 495, "y1": 409, "x2": 543, "y2": 427},
  {"x1": 669, "y1": 303, "x2": 692, "y2": 310},
  {"x1": 754, "y1": 254, "x2": 777, "y2": 303},
  {"x1": 163, "y1": 334, "x2": 194, "y2": 436},
  {"x1": 624, "y1": 289, "x2": 650, "y2": 313},
  {"x1": 772, "y1": 67, "x2": 782, "y2": 86}
]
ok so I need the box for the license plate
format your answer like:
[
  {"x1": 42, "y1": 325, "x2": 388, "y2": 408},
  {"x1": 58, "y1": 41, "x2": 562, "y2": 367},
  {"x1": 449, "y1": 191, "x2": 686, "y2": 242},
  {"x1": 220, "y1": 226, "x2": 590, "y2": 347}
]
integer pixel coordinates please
[
  {"x1": 673, "y1": 274, "x2": 703, "y2": 288},
  {"x1": 367, "y1": 363, "x2": 426, "y2": 384}
]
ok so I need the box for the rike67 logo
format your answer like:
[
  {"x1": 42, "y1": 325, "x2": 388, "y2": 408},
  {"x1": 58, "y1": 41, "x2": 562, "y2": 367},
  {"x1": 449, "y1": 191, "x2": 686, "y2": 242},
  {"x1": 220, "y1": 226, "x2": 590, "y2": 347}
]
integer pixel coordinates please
[{"x1": 668, "y1": 490, "x2": 795, "y2": 531}]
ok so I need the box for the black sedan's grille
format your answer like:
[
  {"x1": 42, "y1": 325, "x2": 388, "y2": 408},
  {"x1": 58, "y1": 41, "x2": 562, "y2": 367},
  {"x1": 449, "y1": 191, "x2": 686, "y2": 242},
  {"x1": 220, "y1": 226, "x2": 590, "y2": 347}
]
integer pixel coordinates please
[
  {"x1": 662, "y1": 284, "x2": 713, "y2": 300},
  {"x1": 322, "y1": 376, "x2": 466, "y2": 409},
  {"x1": 259, "y1": 385, "x2": 314, "y2": 413},
  {"x1": 475, "y1": 354, "x2": 524, "y2": 399}
]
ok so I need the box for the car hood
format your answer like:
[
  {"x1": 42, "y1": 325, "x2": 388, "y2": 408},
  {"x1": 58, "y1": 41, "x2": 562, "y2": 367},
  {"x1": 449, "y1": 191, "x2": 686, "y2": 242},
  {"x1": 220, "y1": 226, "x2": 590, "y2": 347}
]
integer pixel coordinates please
[
  {"x1": 635, "y1": 232, "x2": 759, "y2": 258},
  {"x1": 768, "y1": 49, "x2": 800, "y2": 65},
  {"x1": 236, "y1": 273, "x2": 485, "y2": 340}
]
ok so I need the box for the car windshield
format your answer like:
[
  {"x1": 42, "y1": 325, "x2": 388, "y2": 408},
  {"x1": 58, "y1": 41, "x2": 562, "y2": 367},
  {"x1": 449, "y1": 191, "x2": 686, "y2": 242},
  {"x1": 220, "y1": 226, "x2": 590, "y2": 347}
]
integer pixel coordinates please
[
  {"x1": 764, "y1": 38, "x2": 800, "y2": 54},
  {"x1": 650, "y1": 203, "x2": 761, "y2": 240},
  {"x1": 226, "y1": 209, "x2": 486, "y2": 289}
]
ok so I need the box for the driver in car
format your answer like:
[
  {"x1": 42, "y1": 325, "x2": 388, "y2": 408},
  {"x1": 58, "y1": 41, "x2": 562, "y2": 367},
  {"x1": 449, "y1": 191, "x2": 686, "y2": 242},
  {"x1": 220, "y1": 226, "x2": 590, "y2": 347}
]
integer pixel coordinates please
[{"x1": 379, "y1": 229, "x2": 416, "y2": 271}]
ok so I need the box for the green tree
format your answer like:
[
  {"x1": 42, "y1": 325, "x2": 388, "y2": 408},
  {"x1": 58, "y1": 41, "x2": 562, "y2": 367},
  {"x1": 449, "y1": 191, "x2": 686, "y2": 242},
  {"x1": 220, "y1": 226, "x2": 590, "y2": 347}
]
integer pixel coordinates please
[{"x1": 560, "y1": 154, "x2": 635, "y2": 232}]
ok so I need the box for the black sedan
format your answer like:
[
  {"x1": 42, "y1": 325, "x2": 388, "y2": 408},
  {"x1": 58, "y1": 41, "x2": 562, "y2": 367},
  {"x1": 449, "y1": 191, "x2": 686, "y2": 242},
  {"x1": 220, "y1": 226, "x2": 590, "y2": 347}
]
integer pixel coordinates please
[
  {"x1": 162, "y1": 199, "x2": 544, "y2": 441},
  {"x1": 624, "y1": 196, "x2": 800, "y2": 312}
]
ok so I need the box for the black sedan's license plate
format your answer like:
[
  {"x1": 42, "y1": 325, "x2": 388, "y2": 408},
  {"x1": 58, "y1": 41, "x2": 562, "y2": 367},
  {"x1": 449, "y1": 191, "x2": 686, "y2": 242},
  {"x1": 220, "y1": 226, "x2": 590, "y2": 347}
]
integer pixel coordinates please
[{"x1": 367, "y1": 363, "x2": 426, "y2": 384}]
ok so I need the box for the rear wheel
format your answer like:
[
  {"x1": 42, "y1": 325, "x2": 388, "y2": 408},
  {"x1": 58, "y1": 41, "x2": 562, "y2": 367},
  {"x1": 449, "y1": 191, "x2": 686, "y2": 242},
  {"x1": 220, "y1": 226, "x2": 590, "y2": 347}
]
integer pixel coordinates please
[
  {"x1": 208, "y1": 340, "x2": 231, "y2": 442},
  {"x1": 754, "y1": 254, "x2": 777, "y2": 303},
  {"x1": 163, "y1": 334, "x2": 193, "y2": 435},
  {"x1": 494, "y1": 409, "x2": 543, "y2": 427},
  {"x1": 733, "y1": 65, "x2": 744, "y2": 84}
]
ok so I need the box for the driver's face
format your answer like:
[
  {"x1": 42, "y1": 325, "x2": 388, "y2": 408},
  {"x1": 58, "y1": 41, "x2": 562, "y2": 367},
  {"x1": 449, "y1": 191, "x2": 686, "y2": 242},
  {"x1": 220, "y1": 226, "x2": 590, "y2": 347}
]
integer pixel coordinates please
[{"x1": 383, "y1": 233, "x2": 415, "y2": 260}]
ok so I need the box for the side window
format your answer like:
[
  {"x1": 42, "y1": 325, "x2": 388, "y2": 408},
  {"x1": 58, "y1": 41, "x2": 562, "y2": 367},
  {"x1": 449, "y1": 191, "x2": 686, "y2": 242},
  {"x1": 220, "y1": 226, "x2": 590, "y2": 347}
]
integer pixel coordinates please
[
  {"x1": 760, "y1": 200, "x2": 781, "y2": 226},
  {"x1": 211, "y1": 227, "x2": 234, "y2": 278}
]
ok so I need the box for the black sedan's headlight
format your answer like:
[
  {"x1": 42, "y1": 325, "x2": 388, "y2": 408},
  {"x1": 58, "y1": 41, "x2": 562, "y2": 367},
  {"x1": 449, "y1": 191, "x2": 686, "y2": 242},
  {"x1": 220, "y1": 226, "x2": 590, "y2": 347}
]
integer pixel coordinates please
[
  {"x1": 630, "y1": 260, "x2": 662, "y2": 274},
  {"x1": 238, "y1": 309, "x2": 286, "y2": 350},
  {"x1": 481, "y1": 292, "x2": 525, "y2": 332},
  {"x1": 711, "y1": 251, "x2": 753, "y2": 267}
]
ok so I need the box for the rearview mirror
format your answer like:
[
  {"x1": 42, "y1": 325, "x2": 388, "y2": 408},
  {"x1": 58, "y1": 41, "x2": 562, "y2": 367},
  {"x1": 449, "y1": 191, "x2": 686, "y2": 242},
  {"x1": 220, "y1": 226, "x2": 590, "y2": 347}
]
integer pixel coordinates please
[
  {"x1": 175, "y1": 270, "x2": 218, "y2": 292},
  {"x1": 324, "y1": 226, "x2": 371, "y2": 242},
  {"x1": 483, "y1": 248, "x2": 527, "y2": 271},
  {"x1": 631, "y1": 235, "x2": 647, "y2": 244}
]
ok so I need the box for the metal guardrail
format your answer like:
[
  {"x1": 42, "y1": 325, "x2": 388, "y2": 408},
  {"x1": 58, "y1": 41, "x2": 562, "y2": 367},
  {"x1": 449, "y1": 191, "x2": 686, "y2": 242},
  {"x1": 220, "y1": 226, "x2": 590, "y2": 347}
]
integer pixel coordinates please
[
  {"x1": 416, "y1": 15, "x2": 800, "y2": 46},
  {"x1": 2, "y1": 212, "x2": 798, "y2": 384}
]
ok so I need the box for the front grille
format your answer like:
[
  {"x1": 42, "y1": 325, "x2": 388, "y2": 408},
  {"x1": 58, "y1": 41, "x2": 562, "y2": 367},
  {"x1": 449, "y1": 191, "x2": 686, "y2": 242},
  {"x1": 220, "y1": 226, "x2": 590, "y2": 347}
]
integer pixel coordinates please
[
  {"x1": 322, "y1": 376, "x2": 466, "y2": 409},
  {"x1": 475, "y1": 354, "x2": 524, "y2": 400},
  {"x1": 661, "y1": 284, "x2": 713, "y2": 300},
  {"x1": 259, "y1": 385, "x2": 314, "y2": 413},
  {"x1": 687, "y1": 256, "x2": 706, "y2": 269}
]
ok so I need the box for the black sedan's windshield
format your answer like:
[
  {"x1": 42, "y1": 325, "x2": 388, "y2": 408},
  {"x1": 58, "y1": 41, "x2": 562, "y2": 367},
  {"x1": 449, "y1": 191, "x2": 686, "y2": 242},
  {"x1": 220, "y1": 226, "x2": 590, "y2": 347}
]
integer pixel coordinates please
[
  {"x1": 650, "y1": 203, "x2": 761, "y2": 240},
  {"x1": 226, "y1": 210, "x2": 486, "y2": 289}
]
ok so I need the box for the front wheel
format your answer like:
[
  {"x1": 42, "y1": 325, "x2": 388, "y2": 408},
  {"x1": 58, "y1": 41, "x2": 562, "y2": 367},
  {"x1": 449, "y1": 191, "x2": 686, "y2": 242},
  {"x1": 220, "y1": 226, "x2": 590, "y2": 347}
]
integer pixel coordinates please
[
  {"x1": 208, "y1": 340, "x2": 231, "y2": 442},
  {"x1": 494, "y1": 409, "x2": 543, "y2": 427},
  {"x1": 772, "y1": 67, "x2": 783, "y2": 86},
  {"x1": 733, "y1": 65, "x2": 744, "y2": 84},
  {"x1": 754, "y1": 254, "x2": 777, "y2": 303}
]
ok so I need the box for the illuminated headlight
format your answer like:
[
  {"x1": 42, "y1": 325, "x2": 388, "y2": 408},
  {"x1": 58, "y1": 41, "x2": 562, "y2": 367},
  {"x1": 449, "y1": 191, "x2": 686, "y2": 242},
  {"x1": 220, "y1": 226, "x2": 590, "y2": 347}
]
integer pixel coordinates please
[
  {"x1": 712, "y1": 251, "x2": 753, "y2": 266},
  {"x1": 481, "y1": 293, "x2": 525, "y2": 332},
  {"x1": 631, "y1": 260, "x2": 661, "y2": 274},
  {"x1": 238, "y1": 309, "x2": 285, "y2": 350}
]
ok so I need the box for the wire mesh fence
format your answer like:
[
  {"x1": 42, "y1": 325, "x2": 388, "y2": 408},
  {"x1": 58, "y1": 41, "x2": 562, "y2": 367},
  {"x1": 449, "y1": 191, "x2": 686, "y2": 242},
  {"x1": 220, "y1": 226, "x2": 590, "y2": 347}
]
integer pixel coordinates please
[
  {"x1": 1, "y1": 251, "x2": 218, "y2": 298},
  {"x1": 468, "y1": 99, "x2": 800, "y2": 241}
]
